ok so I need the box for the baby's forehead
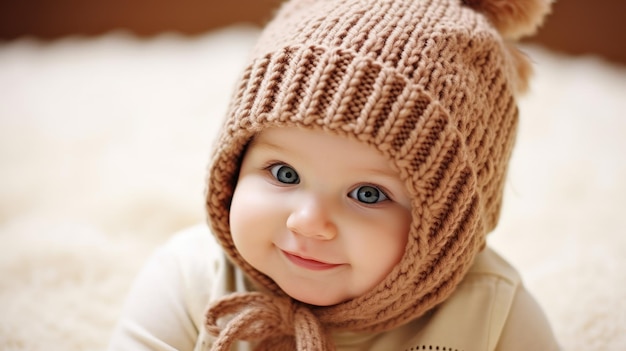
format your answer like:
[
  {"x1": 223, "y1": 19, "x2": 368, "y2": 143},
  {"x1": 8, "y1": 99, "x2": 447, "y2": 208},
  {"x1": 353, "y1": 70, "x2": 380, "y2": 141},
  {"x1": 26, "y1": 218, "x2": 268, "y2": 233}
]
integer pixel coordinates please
[
  {"x1": 247, "y1": 126, "x2": 403, "y2": 177},
  {"x1": 248, "y1": 126, "x2": 378, "y2": 154}
]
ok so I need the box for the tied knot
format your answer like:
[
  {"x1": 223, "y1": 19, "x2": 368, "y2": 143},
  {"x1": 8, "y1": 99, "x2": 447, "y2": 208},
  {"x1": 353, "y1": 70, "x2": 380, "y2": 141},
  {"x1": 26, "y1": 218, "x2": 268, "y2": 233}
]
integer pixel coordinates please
[{"x1": 205, "y1": 292, "x2": 334, "y2": 351}]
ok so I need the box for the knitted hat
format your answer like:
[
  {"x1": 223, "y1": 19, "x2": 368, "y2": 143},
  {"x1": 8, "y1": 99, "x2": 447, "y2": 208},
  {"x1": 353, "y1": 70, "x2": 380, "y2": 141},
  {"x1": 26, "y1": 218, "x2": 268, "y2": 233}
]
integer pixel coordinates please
[{"x1": 205, "y1": 0, "x2": 551, "y2": 349}]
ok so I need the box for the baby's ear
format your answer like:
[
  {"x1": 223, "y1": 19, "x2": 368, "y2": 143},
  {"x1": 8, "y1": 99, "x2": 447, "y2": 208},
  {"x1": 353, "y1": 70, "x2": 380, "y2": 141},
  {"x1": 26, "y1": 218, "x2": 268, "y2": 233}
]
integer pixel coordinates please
[{"x1": 462, "y1": 0, "x2": 553, "y2": 40}]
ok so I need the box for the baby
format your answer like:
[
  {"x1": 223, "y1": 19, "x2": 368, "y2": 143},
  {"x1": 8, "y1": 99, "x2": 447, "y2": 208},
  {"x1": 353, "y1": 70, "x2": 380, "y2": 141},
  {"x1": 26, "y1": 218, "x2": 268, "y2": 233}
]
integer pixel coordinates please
[{"x1": 109, "y1": 0, "x2": 560, "y2": 350}]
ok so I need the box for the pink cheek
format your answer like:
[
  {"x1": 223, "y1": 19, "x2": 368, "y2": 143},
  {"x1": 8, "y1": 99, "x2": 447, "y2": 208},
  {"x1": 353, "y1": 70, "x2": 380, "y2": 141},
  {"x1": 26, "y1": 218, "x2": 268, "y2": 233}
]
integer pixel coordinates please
[{"x1": 231, "y1": 182, "x2": 285, "y2": 226}]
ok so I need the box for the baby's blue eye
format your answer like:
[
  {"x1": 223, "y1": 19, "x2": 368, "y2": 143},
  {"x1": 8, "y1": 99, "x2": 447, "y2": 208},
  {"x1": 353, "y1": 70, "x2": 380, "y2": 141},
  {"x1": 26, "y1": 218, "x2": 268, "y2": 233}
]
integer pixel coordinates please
[
  {"x1": 349, "y1": 185, "x2": 388, "y2": 204},
  {"x1": 270, "y1": 164, "x2": 300, "y2": 184}
]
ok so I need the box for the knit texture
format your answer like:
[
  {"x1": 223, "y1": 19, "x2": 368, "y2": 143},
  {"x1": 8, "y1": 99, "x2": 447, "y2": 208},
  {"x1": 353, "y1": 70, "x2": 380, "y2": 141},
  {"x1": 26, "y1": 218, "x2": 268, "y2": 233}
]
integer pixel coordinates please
[{"x1": 204, "y1": 0, "x2": 551, "y2": 349}]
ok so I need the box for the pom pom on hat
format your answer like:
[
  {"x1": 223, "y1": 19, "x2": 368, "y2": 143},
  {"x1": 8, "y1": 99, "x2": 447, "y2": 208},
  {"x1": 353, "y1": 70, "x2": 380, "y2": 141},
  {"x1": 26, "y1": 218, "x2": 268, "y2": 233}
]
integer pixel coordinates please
[
  {"x1": 505, "y1": 42, "x2": 534, "y2": 94},
  {"x1": 462, "y1": 0, "x2": 553, "y2": 40}
]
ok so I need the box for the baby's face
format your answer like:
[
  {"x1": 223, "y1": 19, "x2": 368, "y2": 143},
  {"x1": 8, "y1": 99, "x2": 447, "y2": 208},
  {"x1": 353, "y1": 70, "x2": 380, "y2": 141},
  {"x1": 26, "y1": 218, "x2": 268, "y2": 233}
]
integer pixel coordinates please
[{"x1": 229, "y1": 127, "x2": 412, "y2": 306}]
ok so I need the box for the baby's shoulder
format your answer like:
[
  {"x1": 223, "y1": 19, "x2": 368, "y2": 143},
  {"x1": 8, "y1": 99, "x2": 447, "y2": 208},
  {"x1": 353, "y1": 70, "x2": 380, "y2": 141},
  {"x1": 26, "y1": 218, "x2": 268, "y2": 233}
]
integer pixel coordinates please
[
  {"x1": 399, "y1": 247, "x2": 560, "y2": 351},
  {"x1": 465, "y1": 247, "x2": 522, "y2": 286},
  {"x1": 159, "y1": 224, "x2": 232, "y2": 321},
  {"x1": 160, "y1": 224, "x2": 228, "y2": 287},
  {"x1": 398, "y1": 248, "x2": 526, "y2": 351}
]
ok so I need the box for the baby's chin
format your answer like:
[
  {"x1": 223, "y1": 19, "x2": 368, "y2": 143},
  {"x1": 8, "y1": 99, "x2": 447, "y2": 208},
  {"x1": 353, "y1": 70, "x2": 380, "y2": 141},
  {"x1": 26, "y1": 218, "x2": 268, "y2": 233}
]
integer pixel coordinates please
[{"x1": 275, "y1": 281, "x2": 354, "y2": 307}]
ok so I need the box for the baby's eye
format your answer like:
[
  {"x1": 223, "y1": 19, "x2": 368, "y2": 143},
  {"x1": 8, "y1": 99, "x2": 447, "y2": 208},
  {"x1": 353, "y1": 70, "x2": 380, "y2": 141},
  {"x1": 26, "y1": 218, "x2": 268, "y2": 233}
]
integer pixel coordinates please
[
  {"x1": 349, "y1": 185, "x2": 388, "y2": 204},
  {"x1": 270, "y1": 164, "x2": 300, "y2": 184}
]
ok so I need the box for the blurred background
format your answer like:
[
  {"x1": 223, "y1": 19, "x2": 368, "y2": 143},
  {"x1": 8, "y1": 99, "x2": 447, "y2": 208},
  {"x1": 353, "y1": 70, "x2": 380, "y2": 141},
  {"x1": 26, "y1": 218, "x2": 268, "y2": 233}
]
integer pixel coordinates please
[{"x1": 0, "y1": 0, "x2": 625, "y2": 64}]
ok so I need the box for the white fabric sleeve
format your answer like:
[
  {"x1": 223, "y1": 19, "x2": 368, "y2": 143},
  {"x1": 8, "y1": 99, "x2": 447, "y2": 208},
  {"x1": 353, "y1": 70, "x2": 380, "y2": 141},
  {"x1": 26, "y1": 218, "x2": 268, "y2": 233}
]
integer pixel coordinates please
[
  {"x1": 495, "y1": 285, "x2": 561, "y2": 351},
  {"x1": 107, "y1": 225, "x2": 216, "y2": 351}
]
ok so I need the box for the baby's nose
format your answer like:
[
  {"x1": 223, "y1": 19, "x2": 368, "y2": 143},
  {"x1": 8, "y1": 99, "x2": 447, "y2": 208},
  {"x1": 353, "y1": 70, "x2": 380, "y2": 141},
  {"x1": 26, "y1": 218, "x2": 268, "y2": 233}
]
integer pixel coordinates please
[{"x1": 286, "y1": 194, "x2": 337, "y2": 240}]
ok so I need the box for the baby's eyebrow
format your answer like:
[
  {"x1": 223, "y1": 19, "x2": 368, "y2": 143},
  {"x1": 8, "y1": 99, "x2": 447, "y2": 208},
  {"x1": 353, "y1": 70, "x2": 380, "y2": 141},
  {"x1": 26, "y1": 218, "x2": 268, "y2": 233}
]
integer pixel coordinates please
[
  {"x1": 360, "y1": 167, "x2": 400, "y2": 179},
  {"x1": 248, "y1": 137, "x2": 285, "y2": 152}
]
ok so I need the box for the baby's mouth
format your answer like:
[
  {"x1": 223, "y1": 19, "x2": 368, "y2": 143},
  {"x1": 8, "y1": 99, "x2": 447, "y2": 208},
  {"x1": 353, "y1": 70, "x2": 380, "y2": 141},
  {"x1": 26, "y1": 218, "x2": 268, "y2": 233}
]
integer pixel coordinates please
[{"x1": 281, "y1": 250, "x2": 342, "y2": 271}]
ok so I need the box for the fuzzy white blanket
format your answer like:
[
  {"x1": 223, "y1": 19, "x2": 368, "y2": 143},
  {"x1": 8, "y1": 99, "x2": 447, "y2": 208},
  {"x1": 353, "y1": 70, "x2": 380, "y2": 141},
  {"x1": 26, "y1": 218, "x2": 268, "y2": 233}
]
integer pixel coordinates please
[{"x1": 1, "y1": 27, "x2": 625, "y2": 351}]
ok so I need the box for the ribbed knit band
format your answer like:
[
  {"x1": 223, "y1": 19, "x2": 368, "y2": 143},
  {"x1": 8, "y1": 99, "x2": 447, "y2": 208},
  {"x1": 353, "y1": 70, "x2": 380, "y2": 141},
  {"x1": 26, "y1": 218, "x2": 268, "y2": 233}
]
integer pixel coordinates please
[{"x1": 205, "y1": 0, "x2": 550, "y2": 348}]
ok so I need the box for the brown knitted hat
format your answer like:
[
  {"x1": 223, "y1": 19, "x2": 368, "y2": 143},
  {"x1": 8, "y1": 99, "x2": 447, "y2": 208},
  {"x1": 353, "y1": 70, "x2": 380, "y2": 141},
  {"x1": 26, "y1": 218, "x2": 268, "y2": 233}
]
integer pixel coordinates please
[{"x1": 205, "y1": 0, "x2": 551, "y2": 349}]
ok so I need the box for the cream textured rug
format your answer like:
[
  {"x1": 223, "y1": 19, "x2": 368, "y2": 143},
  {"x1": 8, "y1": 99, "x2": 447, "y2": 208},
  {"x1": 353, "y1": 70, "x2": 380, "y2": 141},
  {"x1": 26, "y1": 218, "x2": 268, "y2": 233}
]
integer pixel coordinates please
[{"x1": 1, "y1": 27, "x2": 625, "y2": 351}]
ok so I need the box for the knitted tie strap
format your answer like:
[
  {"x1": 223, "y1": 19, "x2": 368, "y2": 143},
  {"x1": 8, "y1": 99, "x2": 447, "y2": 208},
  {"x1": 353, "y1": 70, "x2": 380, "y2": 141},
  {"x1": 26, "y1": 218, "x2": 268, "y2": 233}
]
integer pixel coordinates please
[{"x1": 205, "y1": 292, "x2": 334, "y2": 351}]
